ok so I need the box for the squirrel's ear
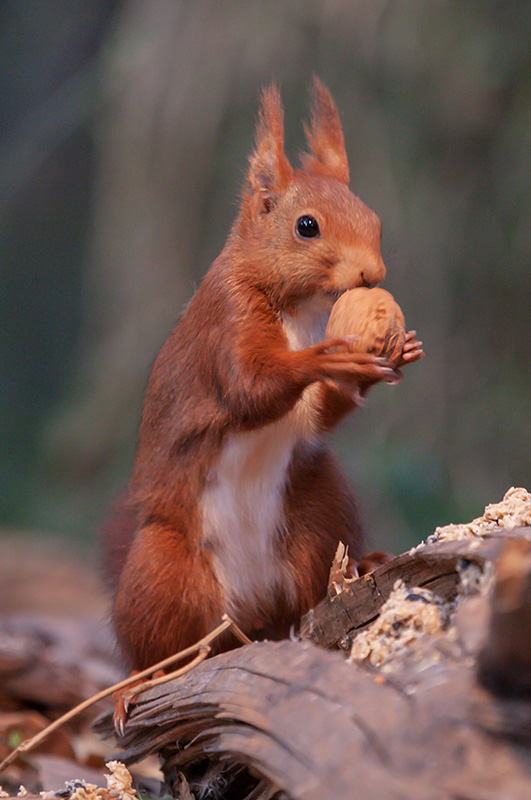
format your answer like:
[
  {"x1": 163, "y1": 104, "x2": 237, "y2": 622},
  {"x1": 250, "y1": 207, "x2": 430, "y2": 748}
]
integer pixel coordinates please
[
  {"x1": 300, "y1": 77, "x2": 350, "y2": 185},
  {"x1": 248, "y1": 84, "x2": 293, "y2": 212}
]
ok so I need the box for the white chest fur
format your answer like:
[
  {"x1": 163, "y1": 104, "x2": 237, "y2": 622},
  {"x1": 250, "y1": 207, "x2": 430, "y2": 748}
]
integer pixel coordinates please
[{"x1": 200, "y1": 296, "x2": 332, "y2": 614}]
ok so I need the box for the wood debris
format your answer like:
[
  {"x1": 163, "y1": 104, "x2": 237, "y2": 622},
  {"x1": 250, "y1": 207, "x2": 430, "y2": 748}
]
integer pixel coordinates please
[
  {"x1": 425, "y1": 486, "x2": 531, "y2": 544},
  {"x1": 348, "y1": 579, "x2": 448, "y2": 668},
  {"x1": 1, "y1": 762, "x2": 137, "y2": 800},
  {"x1": 37, "y1": 761, "x2": 135, "y2": 800}
]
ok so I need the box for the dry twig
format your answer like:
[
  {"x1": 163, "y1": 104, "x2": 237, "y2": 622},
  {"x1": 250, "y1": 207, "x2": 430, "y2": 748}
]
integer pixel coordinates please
[{"x1": 0, "y1": 614, "x2": 250, "y2": 774}]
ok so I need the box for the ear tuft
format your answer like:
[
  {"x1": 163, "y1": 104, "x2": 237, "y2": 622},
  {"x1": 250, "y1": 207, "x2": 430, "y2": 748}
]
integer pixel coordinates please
[
  {"x1": 300, "y1": 77, "x2": 350, "y2": 185},
  {"x1": 248, "y1": 83, "x2": 293, "y2": 211}
]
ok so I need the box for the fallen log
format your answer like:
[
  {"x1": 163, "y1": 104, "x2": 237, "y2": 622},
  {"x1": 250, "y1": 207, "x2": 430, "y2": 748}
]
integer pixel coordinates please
[
  {"x1": 94, "y1": 516, "x2": 531, "y2": 800},
  {"x1": 299, "y1": 527, "x2": 530, "y2": 650}
]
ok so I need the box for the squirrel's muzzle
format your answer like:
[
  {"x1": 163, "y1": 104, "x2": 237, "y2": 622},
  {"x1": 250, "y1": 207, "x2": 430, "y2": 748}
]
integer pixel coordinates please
[{"x1": 331, "y1": 247, "x2": 386, "y2": 292}]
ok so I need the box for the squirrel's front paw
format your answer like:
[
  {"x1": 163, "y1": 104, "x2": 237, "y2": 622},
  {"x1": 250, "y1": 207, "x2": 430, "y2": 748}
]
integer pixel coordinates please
[
  {"x1": 396, "y1": 330, "x2": 424, "y2": 369},
  {"x1": 349, "y1": 550, "x2": 394, "y2": 577},
  {"x1": 308, "y1": 339, "x2": 400, "y2": 393}
]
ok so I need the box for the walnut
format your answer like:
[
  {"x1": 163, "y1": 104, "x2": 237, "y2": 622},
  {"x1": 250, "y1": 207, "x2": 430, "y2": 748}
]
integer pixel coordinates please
[{"x1": 326, "y1": 287, "x2": 406, "y2": 364}]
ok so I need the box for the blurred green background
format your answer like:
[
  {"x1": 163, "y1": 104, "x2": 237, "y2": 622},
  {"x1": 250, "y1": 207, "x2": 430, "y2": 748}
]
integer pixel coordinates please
[{"x1": 1, "y1": 0, "x2": 530, "y2": 555}]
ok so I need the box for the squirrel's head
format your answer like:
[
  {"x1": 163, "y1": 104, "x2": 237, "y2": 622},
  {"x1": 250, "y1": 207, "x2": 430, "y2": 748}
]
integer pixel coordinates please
[{"x1": 236, "y1": 78, "x2": 386, "y2": 311}]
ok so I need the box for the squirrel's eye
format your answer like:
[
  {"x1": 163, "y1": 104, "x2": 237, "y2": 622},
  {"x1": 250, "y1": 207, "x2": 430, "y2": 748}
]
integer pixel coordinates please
[{"x1": 295, "y1": 215, "x2": 320, "y2": 238}]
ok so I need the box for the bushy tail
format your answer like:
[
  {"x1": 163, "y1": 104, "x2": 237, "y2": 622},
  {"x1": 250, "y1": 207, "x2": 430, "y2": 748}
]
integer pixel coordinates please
[{"x1": 99, "y1": 492, "x2": 137, "y2": 592}]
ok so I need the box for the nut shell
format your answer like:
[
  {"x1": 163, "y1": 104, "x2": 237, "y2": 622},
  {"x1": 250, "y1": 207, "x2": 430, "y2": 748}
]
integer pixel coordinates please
[{"x1": 325, "y1": 287, "x2": 406, "y2": 363}]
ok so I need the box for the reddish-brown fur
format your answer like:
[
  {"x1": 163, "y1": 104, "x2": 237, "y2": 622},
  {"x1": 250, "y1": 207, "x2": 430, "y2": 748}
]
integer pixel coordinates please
[{"x1": 105, "y1": 79, "x2": 421, "y2": 670}]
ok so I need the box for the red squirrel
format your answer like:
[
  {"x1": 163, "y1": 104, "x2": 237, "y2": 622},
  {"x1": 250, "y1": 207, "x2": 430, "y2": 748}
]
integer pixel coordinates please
[{"x1": 103, "y1": 79, "x2": 423, "y2": 671}]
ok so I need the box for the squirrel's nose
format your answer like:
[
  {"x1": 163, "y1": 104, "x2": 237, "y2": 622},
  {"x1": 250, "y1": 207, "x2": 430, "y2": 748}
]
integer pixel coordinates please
[{"x1": 360, "y1": 256, "x2": 386, "y2": 288}]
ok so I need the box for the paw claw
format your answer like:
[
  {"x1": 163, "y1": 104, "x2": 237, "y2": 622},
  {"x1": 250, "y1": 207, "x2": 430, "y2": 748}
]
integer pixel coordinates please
[
  {"x1": 112, "y1": 670, "x2": 145, "y2": 738},
  {"x1": 113, "y1": 702, "x2": 127, "y2": 738}
]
